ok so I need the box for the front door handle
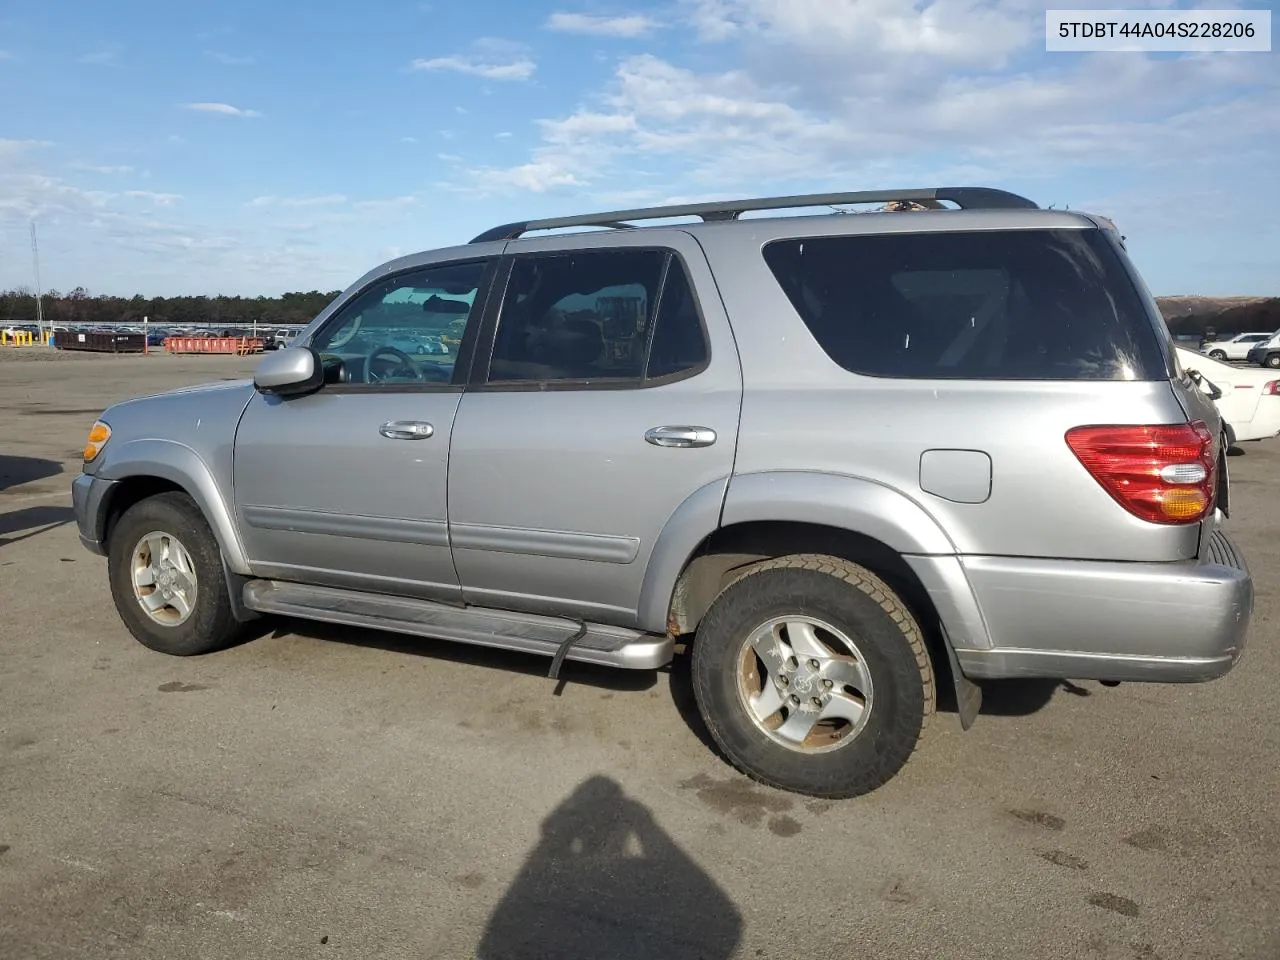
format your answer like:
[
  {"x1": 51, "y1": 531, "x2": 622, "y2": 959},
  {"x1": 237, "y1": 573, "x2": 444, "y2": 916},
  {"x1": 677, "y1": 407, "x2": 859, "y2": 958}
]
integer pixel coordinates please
[
  {"x1": 379, "y1": 420, "x2": 434, "y2": 440},
  {"x1": 645, "y1": 425, "x2": 717, "y2": 448}
]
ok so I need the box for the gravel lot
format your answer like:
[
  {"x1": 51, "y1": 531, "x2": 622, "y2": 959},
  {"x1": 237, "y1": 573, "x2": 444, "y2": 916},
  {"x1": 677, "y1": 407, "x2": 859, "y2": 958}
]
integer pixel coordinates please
[{"x1": 1, "y1": 347, "x2": 1277, "y2": 960}]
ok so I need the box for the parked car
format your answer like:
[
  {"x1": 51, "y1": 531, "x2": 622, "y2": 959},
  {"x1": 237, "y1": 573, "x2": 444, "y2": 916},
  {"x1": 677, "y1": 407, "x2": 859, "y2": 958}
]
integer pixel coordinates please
[
  {"x1": 1176, "y1": 346, "x2": 1280, "y2": 446},
  {"x1": 72, "y1": 187, "x2": 1253, "y2": 798},
  {"x1": 421, "y1": 335, "x2": 450, "y2": 355},
  {"x1": 1201, "y1": 331, "x2": 1273, "y2": 361},
  {"x1": 384, "y1": 333, "x2": 448, "y2": 356},
  {"x1": 260, "y1": 329, "x2": 292, "y2": 351},
  {"x1": 1245, "y1": 331, "x2": 1280, "y2": 369}
]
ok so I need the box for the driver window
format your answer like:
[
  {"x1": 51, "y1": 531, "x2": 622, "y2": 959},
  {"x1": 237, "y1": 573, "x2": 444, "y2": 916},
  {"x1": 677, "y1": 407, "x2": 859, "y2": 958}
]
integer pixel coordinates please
[{"x1": 311, "y1": 260, "x2": 488, "y2": 386}]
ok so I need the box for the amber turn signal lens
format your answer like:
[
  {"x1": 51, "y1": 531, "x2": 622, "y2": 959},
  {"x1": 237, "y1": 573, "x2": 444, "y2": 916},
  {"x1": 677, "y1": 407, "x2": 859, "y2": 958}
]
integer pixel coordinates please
[
  {"x1": 83, "y1": 421, "x2": 111, "y2": 462},
  {"x1": 1160, "y1": 487, "x2": 1208, "y2": 520}
]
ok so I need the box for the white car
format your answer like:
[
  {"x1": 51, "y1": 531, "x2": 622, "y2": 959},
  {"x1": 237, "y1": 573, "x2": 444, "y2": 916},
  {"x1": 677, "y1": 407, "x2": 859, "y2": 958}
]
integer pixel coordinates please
[
  {"x1": 1201, "y1": 331, "x2": 1273, "y2": 361},
  {"x1": 1177, "y1": 346, "x2": 1280, "y2": 445}
]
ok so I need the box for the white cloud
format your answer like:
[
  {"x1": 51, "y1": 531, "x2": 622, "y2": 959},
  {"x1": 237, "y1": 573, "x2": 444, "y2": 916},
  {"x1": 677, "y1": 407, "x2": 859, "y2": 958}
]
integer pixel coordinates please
[
  {"x1": 206, "y1": 50, "x2": 255, "y2": 65},
  {"x1": 400, "y1": 136, "x2": 419, "y2": 143},
  {"x1": 495, "y1": 131, "x2": 514, "y2": 139},
  {"x1": 69, "y1": 162, "x2": 135, "y2": 175},
  {"x1": 182, "y1": 101, "x2": 262, "y2": 117},
  {"x1": 0, "y1": 150, "x2": 385, "y2": 296},
  {"x1": 249, "y1": 194, "x2": 347, "y2": 208},
  {"x1": 685, "y1": 0, "x2": 1030, "y2": 65},
  {"x1": 437, "y1": 153, "x2": 463, "y2": 163},
  {"x1": 546, "y1": 12, "x2": 660, "y2": 37},
  {"x1": 465, "y1": 158, "x2": 587, "y2": 194},
  {"x1": 410, "y1": 55, "x2": 536, "y2": 81},
  {"x1": 0, "y1": 50, "x2": 14, "y2": 61},
  {"x1": 463, "y1": 39, "x2": 1280, "y2": 200},
  {"x1": 540, "y1": 112, "x2": 638, "y2": 143},
  {"x1": 78, "y1": 50, "x2": 121, "y2": 66},
  {"x1": 353, "y1": 195, "x2": 420, "y2": 212},
  {"x1": 0, "y1": 171, "x2": 118, "y2": 223},
  {"x1": 196, "y1": 26, "x2": 235, "y2": 43},
  {"x1": 586, "y1": 187, "x2": 668, "y2": 207},
  {"x1": 0, "y1": 139, "x2": 53, "y2": 157},
  {"x1": 125, "y1": 190, "x2": 183, "y2": 206}
]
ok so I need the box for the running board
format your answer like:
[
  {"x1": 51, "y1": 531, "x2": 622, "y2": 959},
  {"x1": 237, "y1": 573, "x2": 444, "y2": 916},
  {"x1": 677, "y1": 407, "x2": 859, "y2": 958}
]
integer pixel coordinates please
[{"x1": 241, "y1": 579, "x2": 673, "y2": 670}]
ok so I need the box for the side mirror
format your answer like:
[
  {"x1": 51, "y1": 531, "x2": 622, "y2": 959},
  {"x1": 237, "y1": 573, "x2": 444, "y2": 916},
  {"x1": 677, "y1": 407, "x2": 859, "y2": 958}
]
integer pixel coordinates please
[{"x1": 254, "y1": 346, "x2": 324, "y2": 397}]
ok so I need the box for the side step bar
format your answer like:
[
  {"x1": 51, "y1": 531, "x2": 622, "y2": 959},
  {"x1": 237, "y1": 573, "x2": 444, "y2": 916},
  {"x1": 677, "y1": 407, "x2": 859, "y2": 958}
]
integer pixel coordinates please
[{"x1": 241, "y1": 580, "x2": 674, "y2": 670}]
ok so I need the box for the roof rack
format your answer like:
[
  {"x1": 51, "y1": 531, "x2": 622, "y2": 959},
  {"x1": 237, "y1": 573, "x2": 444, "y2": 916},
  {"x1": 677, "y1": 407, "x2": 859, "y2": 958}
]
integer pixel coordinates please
[{"x1": 469, "y1": 187, "x2": 1039, "y2": 244}]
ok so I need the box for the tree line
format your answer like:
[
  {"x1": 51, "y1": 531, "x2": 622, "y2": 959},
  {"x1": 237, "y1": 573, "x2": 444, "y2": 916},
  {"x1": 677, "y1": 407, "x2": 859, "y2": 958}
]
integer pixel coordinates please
[
  {"x1": 0, "y1": 287, "x2": 342, "y2": 328},
  {"x1": 1163, "y1": 299, "x2": 1279, "y2": 340}
]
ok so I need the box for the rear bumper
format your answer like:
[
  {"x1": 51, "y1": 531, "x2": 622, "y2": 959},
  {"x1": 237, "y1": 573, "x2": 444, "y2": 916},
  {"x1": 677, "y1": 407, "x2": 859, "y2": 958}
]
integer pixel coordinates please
[
  {"x1": 72, "y1": 472, "x2": 116, "y2": 556},
  {"x1": 913, "y1": 530, "x2": 1252, "y2": 683}
]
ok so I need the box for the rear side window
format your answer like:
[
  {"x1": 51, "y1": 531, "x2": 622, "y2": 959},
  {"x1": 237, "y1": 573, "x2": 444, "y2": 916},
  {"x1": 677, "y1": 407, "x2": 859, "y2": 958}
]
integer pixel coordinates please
[{"x1": 762, "y1": 229, "x2": 1167, "y2": 381}]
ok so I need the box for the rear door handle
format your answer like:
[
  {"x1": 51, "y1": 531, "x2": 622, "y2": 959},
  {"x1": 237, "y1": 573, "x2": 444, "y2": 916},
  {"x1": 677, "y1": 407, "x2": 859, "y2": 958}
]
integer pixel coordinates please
[
  {"x1": 645, "y1": 425, "x2": 717, "y2": 448},
  {"x1": 379, "y1": 420, "x2": 434, "y2": 440}
]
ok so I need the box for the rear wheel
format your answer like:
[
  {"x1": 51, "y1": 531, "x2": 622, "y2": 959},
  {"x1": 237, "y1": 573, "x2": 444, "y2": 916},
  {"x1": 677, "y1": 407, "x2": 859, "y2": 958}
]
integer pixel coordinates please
[
  {"x1": 107, "y1": 492, "x2": 243, "y2": 656},
  {"x1": 690, "y1": 554, "x2": 934, "y2": 798},
  {"x1": 1266, "y1": 354, "x2": 1280, "y2": 369}
]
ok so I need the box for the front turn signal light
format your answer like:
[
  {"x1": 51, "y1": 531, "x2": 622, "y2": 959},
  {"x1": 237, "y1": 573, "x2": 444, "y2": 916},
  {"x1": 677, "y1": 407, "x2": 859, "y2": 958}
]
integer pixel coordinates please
[{"x1": 83, "y1": 420, "x2": 111, "y2": 462}]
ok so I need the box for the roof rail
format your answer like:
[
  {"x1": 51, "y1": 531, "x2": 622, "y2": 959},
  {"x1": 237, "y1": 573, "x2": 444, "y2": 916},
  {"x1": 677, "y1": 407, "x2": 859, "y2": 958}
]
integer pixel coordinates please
[{"x1": 469, "y1": 186, "x2": 1039, "y2": 244}]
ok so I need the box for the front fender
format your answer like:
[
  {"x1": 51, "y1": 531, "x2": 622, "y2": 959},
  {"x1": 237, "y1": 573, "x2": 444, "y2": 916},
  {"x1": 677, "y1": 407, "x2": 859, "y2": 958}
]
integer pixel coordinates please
[{"x1": 96, "y1": 438, "x2": 251, "y2": 574}]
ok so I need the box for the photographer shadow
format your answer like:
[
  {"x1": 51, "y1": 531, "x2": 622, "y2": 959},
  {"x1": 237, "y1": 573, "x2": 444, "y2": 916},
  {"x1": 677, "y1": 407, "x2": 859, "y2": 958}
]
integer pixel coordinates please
[{"x1": 478, "y1": 775, "x2": 742, "y2": 960}]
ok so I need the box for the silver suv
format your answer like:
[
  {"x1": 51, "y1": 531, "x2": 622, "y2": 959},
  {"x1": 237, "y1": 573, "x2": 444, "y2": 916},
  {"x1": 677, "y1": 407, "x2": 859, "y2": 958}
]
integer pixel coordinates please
[{"x1": 73, "y1": 187, "x2": 1253, "y2": 798}]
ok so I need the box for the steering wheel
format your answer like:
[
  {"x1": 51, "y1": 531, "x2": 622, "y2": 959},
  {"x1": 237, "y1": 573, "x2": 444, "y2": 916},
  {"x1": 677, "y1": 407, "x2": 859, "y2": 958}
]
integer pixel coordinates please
[
  {"x1": 367, "y1": 345, "x2": 424, "y2": 382},
  {"x1": 367, "y1": 345, "x2": 450, "y2": 383}
]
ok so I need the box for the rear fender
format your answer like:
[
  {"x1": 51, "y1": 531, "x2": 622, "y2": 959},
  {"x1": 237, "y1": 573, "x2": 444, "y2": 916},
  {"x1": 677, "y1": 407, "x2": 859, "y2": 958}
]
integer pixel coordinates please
[
  {"x1": 720, "y1": 471, "x2": 958, "y2": 555},
  {"x1": 640, "y1": 471, "x2": 985, "y2": 726},
  {"x1": 639, "y1": 470, "x2": 963, "y2": 634}
]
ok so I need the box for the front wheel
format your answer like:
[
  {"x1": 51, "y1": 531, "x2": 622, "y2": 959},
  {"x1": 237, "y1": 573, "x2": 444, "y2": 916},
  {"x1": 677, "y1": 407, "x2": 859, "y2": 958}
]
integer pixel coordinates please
[
  {"x1": 107, "y1": 492, "x2": 243, "y2": 656},
  {"x1": 1208, "y1": 350, "x2": 1228, "y2": 360},
  {"x1": 691, "y1": 555, "x2": 934, "y2": 798},
  {"x1": 1266, "y1": 354, "x2": 1280, "y2": 369}
]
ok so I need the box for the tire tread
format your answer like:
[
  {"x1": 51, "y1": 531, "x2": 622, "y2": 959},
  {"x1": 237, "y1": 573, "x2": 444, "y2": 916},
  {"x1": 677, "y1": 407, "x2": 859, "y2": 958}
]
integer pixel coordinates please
[
  {"x1": 107, "y1": 491, "x2": 243, "y2": 657},
  {"x1": 691, "y1": 553, "x2": 935, "y2": 799}
]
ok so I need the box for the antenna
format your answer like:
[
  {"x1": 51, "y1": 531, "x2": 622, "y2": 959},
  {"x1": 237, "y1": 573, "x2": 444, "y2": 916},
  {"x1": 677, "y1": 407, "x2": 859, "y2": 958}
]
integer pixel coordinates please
[{"x1": 30, "y1": 222, "x2": 45, "y2": 339}]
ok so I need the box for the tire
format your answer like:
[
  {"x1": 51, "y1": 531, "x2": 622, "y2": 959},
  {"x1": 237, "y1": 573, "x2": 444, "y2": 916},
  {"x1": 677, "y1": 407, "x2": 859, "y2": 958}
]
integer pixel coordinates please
[
  {"x1": 1266, "y1": 354, "x2": 1280, "y2": 369},
  {"x1": 690, "y1": 554, "x2": 935, "y2": 799},
  {"x1": 107, "y1": 491, "x2": 243, "y2": 656},
  {"x1": 1208, "y1": 350, "x2": 1228, "y2": 360}
]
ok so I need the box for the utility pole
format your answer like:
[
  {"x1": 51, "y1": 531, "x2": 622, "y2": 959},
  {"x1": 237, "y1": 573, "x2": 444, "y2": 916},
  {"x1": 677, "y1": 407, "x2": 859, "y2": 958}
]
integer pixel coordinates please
[{"x1": 30, "y1": 222, "x2": 45, "y2": 341}]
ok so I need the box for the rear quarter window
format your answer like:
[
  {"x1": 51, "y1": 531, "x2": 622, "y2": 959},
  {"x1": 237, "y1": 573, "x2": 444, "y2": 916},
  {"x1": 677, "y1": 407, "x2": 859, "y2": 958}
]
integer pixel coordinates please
[{"x1": 762, "y1": 228, "x2": 1168, "y2": 381}]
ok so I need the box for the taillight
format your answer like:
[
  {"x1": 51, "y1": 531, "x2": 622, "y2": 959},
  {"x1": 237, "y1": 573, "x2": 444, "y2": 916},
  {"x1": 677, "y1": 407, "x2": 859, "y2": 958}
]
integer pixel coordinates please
[
  {"x1": 1264, "y1": 381, "x2": 1280, "y2": 395},
  {"x1": 1065, "y1": 422, "x2": 1216, "y2": 525}
]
